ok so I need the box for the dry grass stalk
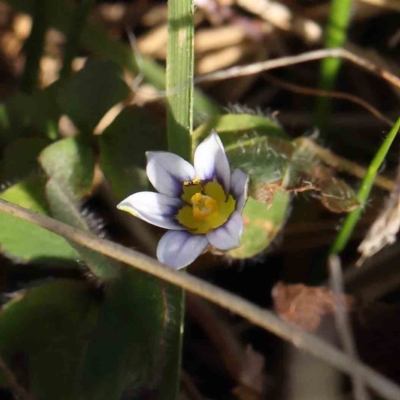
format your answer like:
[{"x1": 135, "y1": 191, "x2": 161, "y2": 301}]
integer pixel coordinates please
[
  {"x1": 235, "y1": 0, "x2": 322, "y2": 43},
  {"x1": 358, "y1": 165, "x2": 400, "y2": 266}
]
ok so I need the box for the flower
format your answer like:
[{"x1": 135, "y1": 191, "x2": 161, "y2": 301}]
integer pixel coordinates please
[{"x1": 117, "y1": 131, "x2": 248, "y2": 269}]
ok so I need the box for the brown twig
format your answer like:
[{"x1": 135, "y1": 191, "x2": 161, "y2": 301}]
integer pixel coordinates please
[
  {"x1": 263, "y1": 73, "x2": 394, "y2": 127},
  {"x1": 1, "y1": 199, "x2": 400, "y2": 400},
  {"x1": 329, "y1": 255, "x2": 370, "y2": 400},
  {"x1": 194, "y1": 48, "x2": 400, "y2": 91},
  {"x1": 295, "y1": 137, "x2": 395, "y2": 192}
]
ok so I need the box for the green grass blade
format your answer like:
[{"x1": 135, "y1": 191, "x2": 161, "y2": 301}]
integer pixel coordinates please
[
  {"x1": 166, "y1": 0, "x2": 194, "y2": 158},
  {"x1": 315, "y1": 0, "x2": 352, "y2": 133},
  {"x1": 330, "y1": 117, "x2": 400, "y2": 254},
  {"x1": 159, "y1": 0, "x2": 195, "y2": 398}
]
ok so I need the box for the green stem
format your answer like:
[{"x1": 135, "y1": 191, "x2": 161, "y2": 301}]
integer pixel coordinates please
[
  {"x1": 161, "y1": 0, "x2": 195, "y2": 398},
  {"x1": 166, "y1": 0, "x2": 194, "y2": 158},
  {"x1": 315, "y1": 0, "x2": 352, "y2": 133},
  {"x1": 20, "y1": 0, "x2": 49, "y2": 93},
  {"x1": 330, "y1": 117, "x2": 400, "y2": 254}
]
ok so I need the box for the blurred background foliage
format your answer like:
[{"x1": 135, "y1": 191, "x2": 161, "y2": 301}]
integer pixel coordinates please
[{"x1": 0, "y1": 0, "x2": 399, "y2": 399}]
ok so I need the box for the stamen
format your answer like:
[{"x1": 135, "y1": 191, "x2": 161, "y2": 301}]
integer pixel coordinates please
[{"x1": 191, "y1": 193, "x2": 218, "y2": 220}]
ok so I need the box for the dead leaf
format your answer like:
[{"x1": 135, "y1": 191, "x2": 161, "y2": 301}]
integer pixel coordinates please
[
  {"x1": 272, "y1": 281, "x2": 354, "y2": 331},
  {"x1": 358, "y1": 164, "x2": 400, "y2": 265}
]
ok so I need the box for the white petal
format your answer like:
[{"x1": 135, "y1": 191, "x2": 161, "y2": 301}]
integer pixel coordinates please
[
  {"x1": 230, "y1": 168, "x2": 249, "y2": 213},
  {"x1": 146, "y1": 152, "x2": 195, "y2": 197},
  {"x1": 206, "y1": 211, "x2": 243, "y2": 250},
  {"x1": 117, "y1": 192, "x2": 185, "y2": 230},
  {"x1": 194, "y1": 130, "x2": 230, "y2": 192},
  {"x1": 157, "y1": 230, "x2": 209, "y2": 269}
]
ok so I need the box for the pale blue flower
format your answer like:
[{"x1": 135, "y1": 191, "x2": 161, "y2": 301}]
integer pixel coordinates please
[{"x1": 117, "y1": 131, "x2": 248, "y2": 269}]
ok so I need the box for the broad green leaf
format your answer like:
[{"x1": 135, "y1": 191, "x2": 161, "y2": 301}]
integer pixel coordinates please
[
  {"x1": 0, "y1": 92, "x2": 32, "y2": 144},
  {"x1": 0, "y1": 137, "x2": 49, "y2": 183},
  {"x1": 99, "y1": 106, "x2": 166, "y2": 199},
  {"x1": 228, "y1": 190, "x2": 290, "y2": 259},
  {"x1": 194, "y1": 114, "x2": 291, "y2": 258},
  {"x1": 0, "y1": 177, "x2": 78, "y2": 262},
  {"x1": 57, "y1": 60, "x2": 130, "y2": 134},
  {"x1": 194, "y1": 114, "x2": 357, "y2": 259},
  {"x1": 29, "y1": 83, "x2": 62, "y2": 139},
  {"x1": 45, "y1": 180, "x2": 169, "y2": 399},
  {"x1": 40, "y1": 136, "x2": 95, "y2": 200},
  {"x1": 193, "y1": 113, "x2": 291, "y2": 193},
  {"x1": 0, "y1": 85, "x2": 61, "y2": 144},
  {"x1": 192, "y1": 113, "x2": 287, "y2": 147},
  {"x1": 0, "y1": 279, "x2": 101, "y2": 400},
  {"x1": 45, "y1": 179, "x2": 120, "y2": 280},
  {"x1": 78, "y1": 270, "x2": 167, "y2": 400}
]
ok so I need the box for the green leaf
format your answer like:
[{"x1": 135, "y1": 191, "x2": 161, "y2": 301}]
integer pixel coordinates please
[
  {"x1": 0, "y1": 279, "x2": 101, "y2": 400},
  {"x1": 228, "y1": 190, "x2": 290, "y2": 259},
  {"x1": 57, "y1": 60, "x2": 130, "y2": 134},
  {"x1": 29, "y1": 83, "x2": 62, "y2": 139},
  {"x1": 195, "y1": 114, "x2": 358, "y2": 258},
  {"x1": 45, "y1": 179, "x2": 120, "y2": 280},
  {"x1": 0, "y1": 92, "x2": 33, "y2": 144},
  {"x1": 44, "y1": 180, "x2": 169, "y2": 399},
  {"x1": 40, "y1": 136, "x2": 95, "y2": 200},
  {"x1": 78, "y1": 270, "x2": 168, "y2": 400},
  {"x1": 315, "y1": 0, "x2": 352, "y2": 133},
  {"x1": 193, "y1": 113, "x2": 291, "y2": 193},
  {"x1": 0, "y1": 137, "x2": 50, "y2": 183},
  {"x1": 0, "y1": 177, "x2": 79, "y2": 262},
  {"x1": 98, "y1": 106, "x2": 164, "y2": 195},
  {"x1": 99, "y1": 106, "x2": 166, "y2": 199},
  {"x1": 192, "y1": 113, "x2": 287, "y2": 147}
]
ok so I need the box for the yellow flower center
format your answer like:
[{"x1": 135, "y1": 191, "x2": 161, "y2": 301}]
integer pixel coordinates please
[
  {"x1": 191, "y1": 193, "x2": 218, "y2": 219},
  {"x1": 176, "y1": 180, "x2": 235, "y2": 234}
]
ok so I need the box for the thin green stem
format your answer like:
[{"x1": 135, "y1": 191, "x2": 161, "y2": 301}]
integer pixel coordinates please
[
  {"x1": 315, "y1": 0, "x2": 352, "y2": 133},
  {"x1": 163, "y1": 0, "x2": 195, "y2": 397},
  {"x1": 166, "y1": 0, "x2": 194, "y2": 158},
  {"x1": 330, "y1": 117, "x2": 400, "y2": 254}
]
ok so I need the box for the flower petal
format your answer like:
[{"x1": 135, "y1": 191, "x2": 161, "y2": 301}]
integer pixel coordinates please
[
  {"x1": 146, "y1": 152, "x2": 195, "y2": 197},
  {"x1": 157, "y1": 230, "x2": 209, "y2": 269},
  {"x1": 194, "y1": 130, "x2": 230, "y2": 193},
  {"x1": 230, "y1": 168, "x2": 249, "y2": 213},
  {"x1": 206, "y1": 210, "x2": 243, "y2": 250},
  {"x1": 117, "y1": 192, "x2": 185, "y2": 230}
]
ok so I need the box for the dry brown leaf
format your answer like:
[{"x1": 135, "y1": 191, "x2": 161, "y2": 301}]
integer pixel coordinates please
[
  {"x1": 358, "y1": 165, "x2": 400, "y2": 266},
  {"x1": 272, "y1": 281, "x2": 354, "y2": 331}
]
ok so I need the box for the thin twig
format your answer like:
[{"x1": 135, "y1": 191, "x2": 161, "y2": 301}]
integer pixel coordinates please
[
  {"x1": 236, "y1": 0, "x2": 322, "y2": 43},
  {"x1": 194, "y1": 48, "x2": 400, "y2": 90},
  {"x1": 329, "y1": 255, "x2": 370, "y2": 400},
  {"x1": 296, "y1": 137, "x2": 395, "y2": 192},
  {"x1": 357, "y1": 0, "x2": 400, "y2": 11},
  {"x1": 1, "y1": 199, "x2": 400, "y2": 400},
  {"x1": 263, "y1": 73, "x2": 393, "y2": 127}
]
